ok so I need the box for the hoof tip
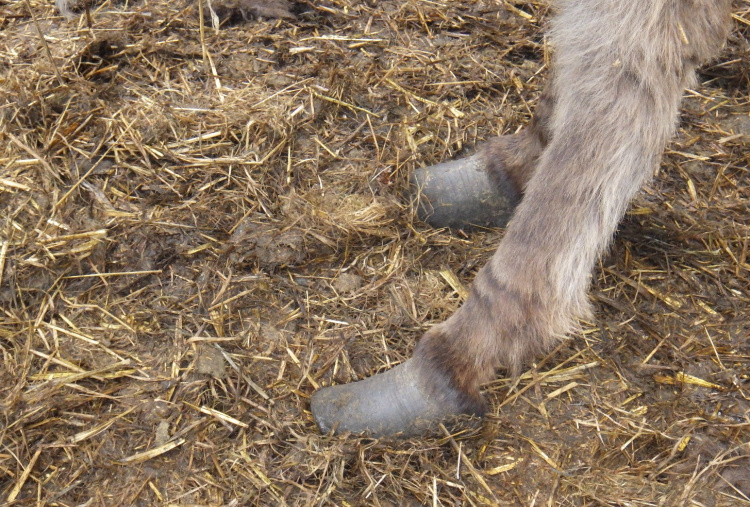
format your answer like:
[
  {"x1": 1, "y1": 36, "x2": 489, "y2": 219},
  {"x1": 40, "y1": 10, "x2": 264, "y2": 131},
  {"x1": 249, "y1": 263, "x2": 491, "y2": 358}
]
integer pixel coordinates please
[{"x1": 310, "y1": 360, "x2": 485, "y2": 438}]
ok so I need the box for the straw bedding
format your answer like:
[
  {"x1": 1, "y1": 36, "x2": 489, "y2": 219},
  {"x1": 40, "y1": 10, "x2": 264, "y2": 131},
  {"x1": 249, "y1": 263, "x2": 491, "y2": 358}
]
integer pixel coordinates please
[{"x1": 1, "y1": 1, "x2": 749, "y2": 504}]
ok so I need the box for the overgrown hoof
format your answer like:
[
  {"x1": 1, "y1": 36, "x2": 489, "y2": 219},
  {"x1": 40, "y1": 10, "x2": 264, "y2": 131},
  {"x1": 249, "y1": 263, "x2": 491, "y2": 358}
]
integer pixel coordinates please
[
  {"x1": 410, "y1": 153, "x2": 521, "y2": 230},
  {"x1": 311, "y1": 359, "x2": 483, "y2": 438}
]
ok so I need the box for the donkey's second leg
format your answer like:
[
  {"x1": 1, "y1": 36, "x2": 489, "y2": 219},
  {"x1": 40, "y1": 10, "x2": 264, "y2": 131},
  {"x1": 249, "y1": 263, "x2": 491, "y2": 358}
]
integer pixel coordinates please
[{"x1": 411, "y1": 90, "x2": 553, "y2": 230}]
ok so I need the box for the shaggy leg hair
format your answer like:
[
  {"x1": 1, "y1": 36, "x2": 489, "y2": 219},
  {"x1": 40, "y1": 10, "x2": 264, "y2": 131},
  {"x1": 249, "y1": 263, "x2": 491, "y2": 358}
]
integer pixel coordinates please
[{"x1": 478, "y1": 87, "x2": 555, "y2": 195}]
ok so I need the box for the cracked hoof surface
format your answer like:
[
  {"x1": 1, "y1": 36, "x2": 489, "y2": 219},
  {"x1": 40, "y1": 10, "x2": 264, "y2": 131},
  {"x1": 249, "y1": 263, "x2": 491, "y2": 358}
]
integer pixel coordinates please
[
  {"x1": 311, "y1": 360, "x2": 483, "y2": 438},
  {"x1": 411, "y1": 153, "x2": 520, "y2": 230}
]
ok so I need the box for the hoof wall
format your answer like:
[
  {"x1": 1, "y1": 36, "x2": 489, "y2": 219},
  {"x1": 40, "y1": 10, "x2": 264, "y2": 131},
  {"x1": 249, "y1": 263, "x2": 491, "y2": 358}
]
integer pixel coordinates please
[
  {"x1": 410, "y1": 153, "x2": 520, "y2": 231},
  {"x1": 311, "y1": 360, "x2": 484, "y2": 438}
]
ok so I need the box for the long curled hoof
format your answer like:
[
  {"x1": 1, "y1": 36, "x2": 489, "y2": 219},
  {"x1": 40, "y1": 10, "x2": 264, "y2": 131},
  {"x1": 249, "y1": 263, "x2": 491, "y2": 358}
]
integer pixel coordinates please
[
  {"x1": 411, "y1": 153, "x2": 521, "y2": 231},
  {"x1": 310, "y1": 359, "x2": 484, "y2": 438}
]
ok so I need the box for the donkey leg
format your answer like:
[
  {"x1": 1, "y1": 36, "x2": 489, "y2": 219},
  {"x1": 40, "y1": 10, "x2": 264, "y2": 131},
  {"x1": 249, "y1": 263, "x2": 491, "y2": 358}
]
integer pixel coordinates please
[
  {"x1": 311, "y1": 0, "x2": 731, "y2": 437},
  {"x1": 411, "y1": 89, "x2": 554, "y2": 230}
]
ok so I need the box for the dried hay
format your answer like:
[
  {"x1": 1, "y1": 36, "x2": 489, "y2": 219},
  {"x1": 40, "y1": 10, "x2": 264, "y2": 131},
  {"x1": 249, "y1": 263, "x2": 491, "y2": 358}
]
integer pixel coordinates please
[{"x1": 1, "y1": 0, "x2": 749, "y2": 504}]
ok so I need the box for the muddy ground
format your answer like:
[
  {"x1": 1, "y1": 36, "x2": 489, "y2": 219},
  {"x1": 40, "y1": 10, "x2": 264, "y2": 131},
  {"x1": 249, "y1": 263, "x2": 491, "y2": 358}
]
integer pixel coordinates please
[{"x1": 1, "y1": 0, "x2": 750, "y2": 505}]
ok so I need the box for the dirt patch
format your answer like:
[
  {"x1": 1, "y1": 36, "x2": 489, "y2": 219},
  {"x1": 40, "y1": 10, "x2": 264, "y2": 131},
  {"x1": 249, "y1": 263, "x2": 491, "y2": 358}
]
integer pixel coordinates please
[{"x1": 1, "y1": 0, "x2": 749, "y2": 505}]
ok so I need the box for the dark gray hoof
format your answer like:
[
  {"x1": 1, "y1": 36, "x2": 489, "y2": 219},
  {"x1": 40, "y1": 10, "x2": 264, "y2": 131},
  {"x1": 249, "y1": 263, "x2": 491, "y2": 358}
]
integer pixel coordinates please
[
  {"x1": 411, "y1": 153, "x2": 521, "y2": 230},
  {"x1": 311, "y1": 359, "x2": 482, "y2": 438}
]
